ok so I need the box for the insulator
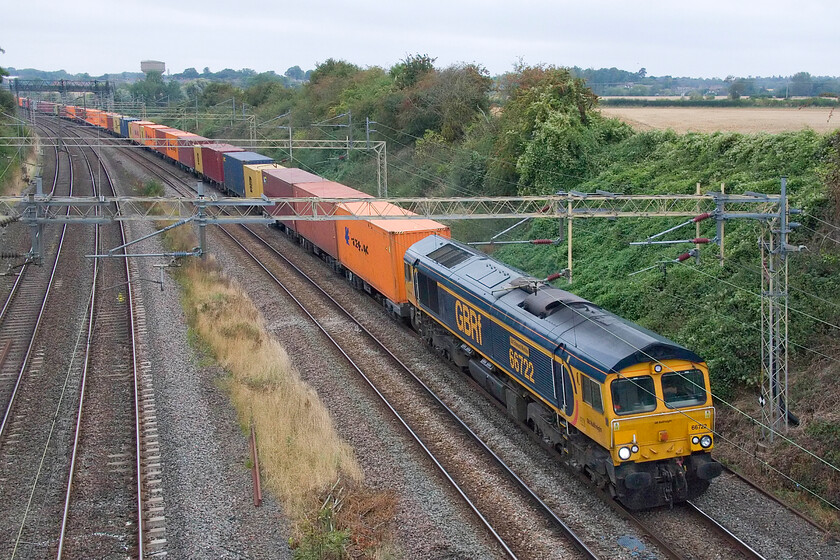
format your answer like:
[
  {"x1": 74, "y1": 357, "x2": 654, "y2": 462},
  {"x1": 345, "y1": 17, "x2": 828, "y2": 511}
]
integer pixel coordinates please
[
  {"x1": 545, "y1": 272, "x2": 563, "y2": 282},
  {"x1": 692, "y1": 238, "x2": 711, "y2": 244},
  {"x1": 539, "y1": 204, "x2": 551, "y2": 213},
  {"x1": 530, "y1": 239, "x2": 554, "y2": 244},
  {"x1": 1, "y1": 252, "x2": 24, "y2": 259},
  {"x1": 676, "y1": 252, "x2": 692, "y2": 262},
  {"x1": 692, "y1": 212, "x2": 712, "y2": 222}
]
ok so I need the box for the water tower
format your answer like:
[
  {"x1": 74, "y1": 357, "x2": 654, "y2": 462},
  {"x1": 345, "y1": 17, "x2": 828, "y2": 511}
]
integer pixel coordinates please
[{"x1": 141, "y1": 60, "x2": 166, "y2": 74}]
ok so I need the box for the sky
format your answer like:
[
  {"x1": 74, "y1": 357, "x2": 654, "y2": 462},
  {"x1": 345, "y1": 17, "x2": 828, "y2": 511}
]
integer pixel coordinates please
[{"x1": 2, "y1": 0, "x2": 838, "y2": 79}]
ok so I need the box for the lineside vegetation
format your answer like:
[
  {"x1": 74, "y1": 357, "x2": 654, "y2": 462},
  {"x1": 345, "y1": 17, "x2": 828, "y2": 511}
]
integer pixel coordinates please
[{"x1": 161, "y1": 223, "x2": 397, "y2": 558}]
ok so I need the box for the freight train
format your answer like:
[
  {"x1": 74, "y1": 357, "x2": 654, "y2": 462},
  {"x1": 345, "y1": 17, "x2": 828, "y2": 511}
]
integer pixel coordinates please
[{"x1": 19, "y1": 97, "x2": 722, "y2": 509}]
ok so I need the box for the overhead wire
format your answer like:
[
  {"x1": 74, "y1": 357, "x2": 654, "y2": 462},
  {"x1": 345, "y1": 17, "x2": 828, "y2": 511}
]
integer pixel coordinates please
[{"x1": 803, "y1": 212, "x2": 840, "y2": 233}]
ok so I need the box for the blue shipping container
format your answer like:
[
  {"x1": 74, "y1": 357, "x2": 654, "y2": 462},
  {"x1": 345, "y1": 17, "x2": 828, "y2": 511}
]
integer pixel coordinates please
[
  {"x1": 223, "y1": 152, "x2": 274, "y2": 197},
  {"x1": 120, "y1": 117, "x2": 139, "y2": 139}
]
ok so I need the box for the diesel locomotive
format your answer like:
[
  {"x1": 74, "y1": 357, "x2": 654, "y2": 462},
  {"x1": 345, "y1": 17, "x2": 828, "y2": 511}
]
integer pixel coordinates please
[{"x1": 404, "y1": 235, "x2": 722, "y2": 509}]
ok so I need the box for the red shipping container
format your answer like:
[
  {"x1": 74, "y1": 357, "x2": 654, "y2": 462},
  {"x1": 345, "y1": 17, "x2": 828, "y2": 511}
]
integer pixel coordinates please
[
  {"x1": 200, "y1": 144, "x2": 243, "y2": 184},
  {"x1": 293, "y1": 181, "x2": 372, "y2": 259},
  {"x1": 262, "y1": 168, "x2": 323, "y2": 231},
  {"x1": 176, "y1": 134, "x2": 210, "y2": 169}
]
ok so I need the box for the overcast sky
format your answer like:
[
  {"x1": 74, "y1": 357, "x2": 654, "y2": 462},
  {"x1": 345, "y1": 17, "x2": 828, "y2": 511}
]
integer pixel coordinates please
[{"x1": 3, "y1": 0, "x2": 838, "y2": 79}]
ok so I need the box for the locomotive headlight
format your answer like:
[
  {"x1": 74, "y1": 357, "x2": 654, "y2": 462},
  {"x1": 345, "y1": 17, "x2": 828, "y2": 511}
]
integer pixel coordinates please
[
  {"x1": 692, "y1": 436, "x2": 700, "y2": 445},
  {"x1": 618, "y1": 447, "x2": 632, "y2": 461},
  {"x1": 700, "y1": 435, "x2": 713, "y2": 448}
]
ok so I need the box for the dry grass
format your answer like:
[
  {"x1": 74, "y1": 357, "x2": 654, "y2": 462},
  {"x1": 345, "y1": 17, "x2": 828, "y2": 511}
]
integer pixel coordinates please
[
  {"x1": 177, "y1": 254, "x2": 363, "y2": 518},
  {"x1": 0, "y1": 143, "x2": 36, "y2": 196},
  {"x1": 600, "y1": 106, "x2": 840, "y2": 134},
  {"x1": 163, "y1": 225, "x2": 399, "y2": 556}
]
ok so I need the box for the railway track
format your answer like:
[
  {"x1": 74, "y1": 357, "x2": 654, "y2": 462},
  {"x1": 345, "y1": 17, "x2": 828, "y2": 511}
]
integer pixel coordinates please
[
  {"x1": 54, "y1": 122, "x2": 162, "y2": 559},
  {"x1": 0, "y1": 132, "x2": 63, "y2": 413},
  {"x1": 0, "y1": 116, "x2": 157, "y2": 559},
  {"x1": 0, "y1": 119, "x2": 98, "y2": 558}
]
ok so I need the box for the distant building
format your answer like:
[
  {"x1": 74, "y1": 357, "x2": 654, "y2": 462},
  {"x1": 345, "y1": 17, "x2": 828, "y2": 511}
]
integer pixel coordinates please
[{"x1": 141, "y1": 60, "x2": 166, "y2": 74}]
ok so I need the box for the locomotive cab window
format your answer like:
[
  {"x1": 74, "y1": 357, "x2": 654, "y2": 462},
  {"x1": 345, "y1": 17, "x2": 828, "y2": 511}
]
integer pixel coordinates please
[
  {"x1": 581, "y1": 375, "x2": 603, "y2": 413},
  {"x1": 611, "y1": 376, "x2": 656, "y2": 415},
  {"x1": 662, "y1": 369, "x2": 706, "y2": 408}
]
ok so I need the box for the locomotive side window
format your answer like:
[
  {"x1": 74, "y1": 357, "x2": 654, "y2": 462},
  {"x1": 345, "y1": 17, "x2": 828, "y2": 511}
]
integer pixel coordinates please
[
  {"x1": 662, "y1": 369, "x2": 706, "y2": 408},
  {"x1": 581, "y1": 375, "x2": 603, "y2": 413},
  {"x1": 417, "y1": 272, "x2": 440, "y2": 314},
  {"x1": 611, "y1": 376, "x2": 656, "y2": 415}
]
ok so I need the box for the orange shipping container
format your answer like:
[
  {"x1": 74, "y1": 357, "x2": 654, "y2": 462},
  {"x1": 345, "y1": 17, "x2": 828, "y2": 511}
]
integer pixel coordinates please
[
  {"x1": 335, "y1": 201, "x2": 450, "y2": 305},
  {"x1": 155, "y1": 127, "x2": 186, "y2": 157},
  {"x1": 141, "y1": 124, "x2": 167, "y2": 148},
  {"x1": 85, "y1": 108, "x2": 101, "y2": 126},
  {"x1": 164, "y1": 130, "x2": 193, "y2": 161}
]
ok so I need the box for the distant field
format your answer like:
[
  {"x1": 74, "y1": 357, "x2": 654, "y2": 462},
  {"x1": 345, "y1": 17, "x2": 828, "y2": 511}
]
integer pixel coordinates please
[{"x1": 599, "y1": 106, "x2": 840, "y2": 134}]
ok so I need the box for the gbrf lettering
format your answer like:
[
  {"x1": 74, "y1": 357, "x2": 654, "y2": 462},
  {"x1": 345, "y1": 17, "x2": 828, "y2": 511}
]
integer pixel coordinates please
[{"x1": 455, "y1": 299, "x2": 483, "y2": 346}]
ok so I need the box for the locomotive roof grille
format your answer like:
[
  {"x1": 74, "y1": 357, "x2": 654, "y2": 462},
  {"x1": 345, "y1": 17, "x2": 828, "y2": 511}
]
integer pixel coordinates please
[{"x1": 428, "y1": 243, "x2": 472, "y2": 268}]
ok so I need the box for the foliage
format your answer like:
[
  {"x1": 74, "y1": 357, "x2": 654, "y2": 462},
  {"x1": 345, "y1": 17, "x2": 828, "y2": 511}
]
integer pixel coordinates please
[
  {"x1": 491, "y1": 64, "x2": 599, "y2": 194},
  {"x1": 389, "y1": 53, "x2": 436, "y2": 90},
  {"x1": 285, "y1": 65, "x2": 305, "y2": 81},
  {"x1": 497, "y1": 129, "x2": 837, "y2": 398},
  {"x1": 140, "y1": 179, "x2": 164, "y2": 197},
  {"x1": 127, "y1": 71, "x2": 182, "y2": 105},
  {"x1": 292, "y1": 485, "x2": 350, "y2": 560}
]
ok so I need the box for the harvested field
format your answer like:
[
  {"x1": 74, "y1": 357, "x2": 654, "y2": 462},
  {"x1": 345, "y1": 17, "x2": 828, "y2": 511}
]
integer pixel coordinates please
[{"x1": 599, "y1": 106, "x2": 840, "y2": 134}]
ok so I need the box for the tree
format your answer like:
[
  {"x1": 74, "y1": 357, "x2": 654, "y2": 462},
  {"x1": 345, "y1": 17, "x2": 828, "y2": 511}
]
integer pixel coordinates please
[
  {"x1": 308, "y1": 59, "x2": 360, "y2": 85},
  {"x1": 181, "y1": 67, "x2": 200, "y2": 79},
  {"x1": 728, "y1": 78, "x2": 750, "y2": 100},
  {"x1": 128, "y1": 71, "x2": 182, "y2": 104},
  {"x1": 0, "y1": 46, "x2": 7, "y2": 84},
  {"x1": 790, "y1": 72, "x2": 813, "y2": 97},
  {"x1": 491, "y1": 64, "x2": 600, "y2": 194},
  {"x1": 390, "y1": 53, "x2": 436, "y2": 89},
  {"x1": 285, "y1": 65, "x2": 305, "y2": 81}
]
